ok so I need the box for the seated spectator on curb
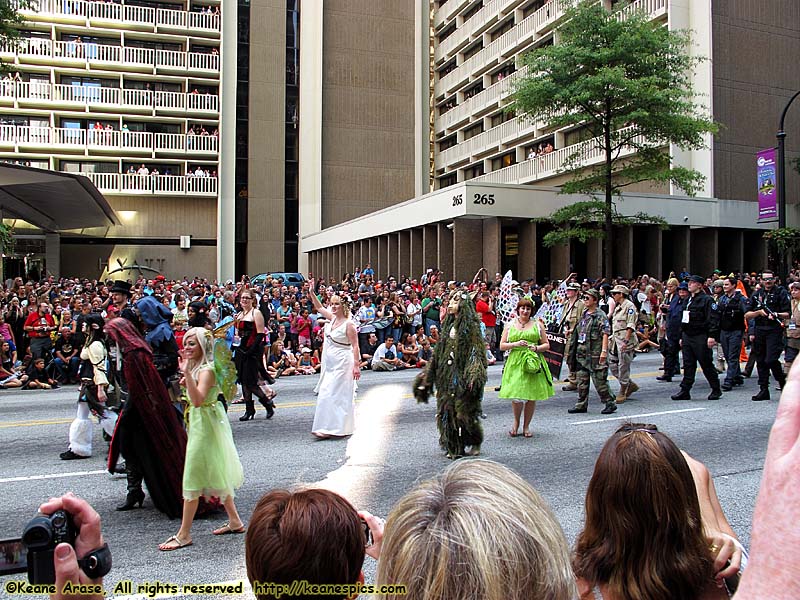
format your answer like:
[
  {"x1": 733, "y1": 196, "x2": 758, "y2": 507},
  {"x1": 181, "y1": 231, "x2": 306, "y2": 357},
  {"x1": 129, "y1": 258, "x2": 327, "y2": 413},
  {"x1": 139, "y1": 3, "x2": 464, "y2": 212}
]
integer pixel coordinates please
[
  {"x1": 26, "y1": 357, "x2": 59, "y2": 389},
  {"x1": 359, "y1": 332, "x2": 379, "y2": 370},
  {"x1": 371, "y1": 336, "x2": 406, "y2": 371},
  {"x1": 398, "y1": 332, "x2": 420, "y2": 367},
  {"x1": 54, "y1": 327, "x2": 80, "y2": 383},
  {"x1": 246, "y1": 488, "x2": 366, "y2": 600},
  {"x1": 266, "y1": 340, "x2": 296, "y2": 378},
  {"x1": 428, "y1": 325, "x2": 440, "y2": 346},
  {"x1": 417, "y1": 339, "x2": 432, "y2": 368},
  {"x1": 365, "y1": 459, "x2": 576, "y2": 600},
  {"x1": 573, "y1": 423, "x2": 744, "y2": 600},
  {"x1": 296, "y1": 347, "x2": 319, "y2": 375}
]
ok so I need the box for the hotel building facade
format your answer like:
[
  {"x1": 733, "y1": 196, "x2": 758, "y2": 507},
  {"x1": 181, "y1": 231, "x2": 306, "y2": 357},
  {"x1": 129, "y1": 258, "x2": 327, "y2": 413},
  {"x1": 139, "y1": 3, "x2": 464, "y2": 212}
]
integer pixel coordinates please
[{"x1": 301, "y1": 0, "x2": 800, "y2": 282}]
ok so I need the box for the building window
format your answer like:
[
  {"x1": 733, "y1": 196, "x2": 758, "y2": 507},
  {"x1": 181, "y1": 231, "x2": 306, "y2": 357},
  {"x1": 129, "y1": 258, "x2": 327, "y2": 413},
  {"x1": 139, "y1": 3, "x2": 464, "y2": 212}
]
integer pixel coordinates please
[
  {"x1": 490, "y1": 17, "x2": 514, "y2": 41},
  {"x1": 438, "y1": 173, "x2": 457, "y2": 189},
  {"x1": 462, "y1": 40, "x2": 483, "y2": 60},
  {"x1": 439, "y1": 135, "x2": 457, "y2": 151},
  {"x1": 463, "y1": 162, "x2": 484, "y2": 180},
  {"x1": 463, "y1": 122, "x2": 484, "y2": 140},
  {"x1": 492, "y1": 151, "x2": 515, "y2": 170}
]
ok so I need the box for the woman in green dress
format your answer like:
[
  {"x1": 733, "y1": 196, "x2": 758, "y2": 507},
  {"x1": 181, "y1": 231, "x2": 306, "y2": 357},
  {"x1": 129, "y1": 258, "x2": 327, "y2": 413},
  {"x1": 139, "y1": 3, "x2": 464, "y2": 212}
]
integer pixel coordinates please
[
  {"x1": 499, "y1": 297, "x2": 554, "y2": 438},
  {"x1": 159, "y1": 327, "x2": 245, "y2": 551}
]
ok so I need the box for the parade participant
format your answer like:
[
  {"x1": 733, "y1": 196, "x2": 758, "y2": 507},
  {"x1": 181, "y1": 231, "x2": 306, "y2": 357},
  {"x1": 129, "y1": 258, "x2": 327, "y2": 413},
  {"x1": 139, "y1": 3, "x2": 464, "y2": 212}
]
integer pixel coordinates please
[
  {"x1": 718, "y1": 276, "x2": 748, "y2": 391},
  {"x1": 745, "y1": 270, "x2": 790, "y2": 401},
  {"x1": 159, "y1": 327, "x2": 244, "y2": 551},
  {"x1": 498, "y1": 297, "x2": 553, "y2": 438},
  {"x1": 105, "y1": 318, "x2": 186, "y2": 517},
  {"x1": 567, "y1": 289, "x2": 616, "y2": 415},
  {"x1": 414, "y1": 290, "x2": 487, "y2": 459},
  {"x1": 306, "y1": 280, "x2": 360, "y2": 439},
  {"x1": 711, "y1": 280, "x2": 727, "y2": 374},
  {"x1": 60, "y1": 314, "x2": 119, "y2": 460},
  {"x1": 105, "y1": 280, "x2": 135, "y2": 321},
  {"x1": 671, "y1": 275, "x2": 722, "y2": 401},
  {"x1": 559, "y1": 283, "x2": 584, "y2": 391},
  {"x1": 658, "y1": 280, "x2": 686, "y2": 382},
  {"x1": 233, "y1": 290, "x2": 275, "y2": 421},
  {"x1": 135, "y1": 295, "x2": 180, "y2": 387},
  {"x1": 785, "y1": 281, "x2": 800, "y2": 374},
  {"x1": 607, "y1": 285, "x2": 638, "y2": 403}
]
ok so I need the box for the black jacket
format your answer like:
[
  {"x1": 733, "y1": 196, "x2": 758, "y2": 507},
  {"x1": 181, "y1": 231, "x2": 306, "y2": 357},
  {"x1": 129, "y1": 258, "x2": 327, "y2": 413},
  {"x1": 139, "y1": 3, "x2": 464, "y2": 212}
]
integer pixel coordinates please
[{"x1": 681, "y1": 291, "x2": 720, "y2": 340}]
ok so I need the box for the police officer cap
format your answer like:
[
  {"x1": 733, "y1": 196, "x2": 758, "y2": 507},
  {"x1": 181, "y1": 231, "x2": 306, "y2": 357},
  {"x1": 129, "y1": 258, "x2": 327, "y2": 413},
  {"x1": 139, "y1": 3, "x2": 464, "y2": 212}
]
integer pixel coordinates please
[
  {"x1": 677, "y1": 282, "x2": 689, "y2": 290},
  {"x1": 567, "y1": 283, "x2": 581, "y2": 291},
  {"x1": 582, "y1": 288, "x2": 600, "y2": 301},
  {"x1": 688, "y1": 275, "x2": 705, "y2": 284},
  {"x1": 610, "y1": 284, "x2": 630, "y2": 295}
]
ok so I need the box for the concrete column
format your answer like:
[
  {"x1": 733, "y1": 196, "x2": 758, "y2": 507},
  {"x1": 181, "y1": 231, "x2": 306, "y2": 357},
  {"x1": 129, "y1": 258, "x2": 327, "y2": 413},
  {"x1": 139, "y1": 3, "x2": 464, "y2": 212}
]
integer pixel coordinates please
[
  {"x1": 517, "y1": 220, "x2": 537, "y2": 282},
  {"x1": 691, "y1": 228, "x2": 718, "y2": 277},
  {"x1": 587, "y1": 238, "x2": 603, "y2": 279},
  {"x1": 423, "y1": 224, "x2": 438, "y2": 273},
  {"x1": 377, "y1": 235, "x2": 389, "y2": 280},
  {"x1": 357, "y1": 240, "x2": 365, "y2": 271},
  {"x1": 344, "y1": 243, "x2": 353, "y2": 276},
  {"x1": 387, "y1": 233, "x2": 399, "y2": 278},
  {"x1": 453, "y1": 220, "x2": 483, "y2": 283},
  {"x1": 45, "y1": 232, "x2": 60, "y2": 279},
  {"x1": 482, "y1": 217, "x2": 501, "y2": 277},
  {"x1": 410, "y1": 228, "x2": 424, "y2": 279},
  {"x1": 550, "y1": 243, "x2": 569, "y2": 281},
  {"x1": 216, "y1": 0, "x2": 237, "y2": 281},
  {"x1": 414, "y1": 0, "x2": 431, "y2": 198},
  {"x1": 613, "y1": 226, "x2": 634, "y2": 278},
  {"x1": 368, "y1": 238, "x2": 378, "y2": 271},
  {"x1": 673, "y1": 226, "x2": 691, "y2": 274},
  {"x1": 297, "y1": 0, "x2": 323, "y2": 272},
  {"x1": 398, "y1": 231, "x2": 411, "y2": 279},
  {"x1": 644, "y1": 225, "x2": 662, "y2": 279},
  {"x1": 437, "y1": 223, "x2": 454, "y2": 281}
]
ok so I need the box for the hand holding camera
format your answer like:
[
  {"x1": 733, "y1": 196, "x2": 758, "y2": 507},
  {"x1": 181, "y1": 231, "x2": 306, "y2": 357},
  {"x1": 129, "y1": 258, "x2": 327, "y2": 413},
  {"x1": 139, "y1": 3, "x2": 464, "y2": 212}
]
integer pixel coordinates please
[{"x1": 27, "y1": 493, "x2": 109, "y2": 599}]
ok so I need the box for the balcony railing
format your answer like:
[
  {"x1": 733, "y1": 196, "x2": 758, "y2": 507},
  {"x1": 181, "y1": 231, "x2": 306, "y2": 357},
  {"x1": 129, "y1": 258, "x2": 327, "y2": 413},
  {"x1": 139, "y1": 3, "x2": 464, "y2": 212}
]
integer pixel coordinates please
[
  {"x1": 436, "y1": 113, "x2": 542, "y2": 169},
  {"x1": 78, "y1": 172, "x2": 219, "y2": 196},
  {"x1": 436, "y1": 0, "x2": 569, "y2": 97},
  {"x1": 434, "y1": 0, "x2": 471, "y2": 29},
  {"x1": 437, "y1": 65, "x2": 526, "y2": 132},
  {"x1": 3, "y1": 81, "x2": 218, "y2": 112},
  {"x1": 434, "y1": 0, "x2": 519, "y2": 63},
  {"x1": 0, "y1": 125, "x2": 218, "y2": 154},
  {"x1": 469, "y1": 128, "x2": 650, "y2": 185},
  {"x1": 2, "y1": 39, "x2": 220, "y2": 72},
  {"x1": 10, "y1": 0, "x2": 220, "y2": 33}
]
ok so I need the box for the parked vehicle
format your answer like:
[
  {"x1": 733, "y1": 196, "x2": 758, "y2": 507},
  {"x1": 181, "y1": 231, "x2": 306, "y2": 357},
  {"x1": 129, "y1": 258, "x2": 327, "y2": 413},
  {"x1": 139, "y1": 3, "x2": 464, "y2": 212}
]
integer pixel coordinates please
[{"x1": 251, "y1": 272, "x2": 305, "y2": 286}]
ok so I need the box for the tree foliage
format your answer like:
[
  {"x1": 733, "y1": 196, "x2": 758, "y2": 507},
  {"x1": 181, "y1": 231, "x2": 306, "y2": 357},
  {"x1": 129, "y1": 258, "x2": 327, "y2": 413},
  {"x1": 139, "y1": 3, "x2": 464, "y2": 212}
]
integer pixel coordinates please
[
  {"x1": 0, "y1": 221, "x2": 13, "y2": 254},
  {"x1": 0, "y1": 0, "x2": 35, "y2": 74},
  {"x1": 510, "y1": 0, "x2": 718, "y2": 276}
]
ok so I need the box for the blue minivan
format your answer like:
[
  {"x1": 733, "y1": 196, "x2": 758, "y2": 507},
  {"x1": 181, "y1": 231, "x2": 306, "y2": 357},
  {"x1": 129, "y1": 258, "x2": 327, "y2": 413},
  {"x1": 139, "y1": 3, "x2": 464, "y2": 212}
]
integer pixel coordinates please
[{"x1": 251, "y1": 272, "x2": 306, "y2": 286}]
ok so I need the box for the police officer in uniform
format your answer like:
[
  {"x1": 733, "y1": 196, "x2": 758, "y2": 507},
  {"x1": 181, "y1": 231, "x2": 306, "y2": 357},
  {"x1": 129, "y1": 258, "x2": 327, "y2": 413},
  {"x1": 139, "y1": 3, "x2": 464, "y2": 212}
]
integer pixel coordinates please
[
  {"x1": 560, "y1": 283, "x2": 584, "y2": 391},
  {"x1": 608, "y1": 285, "x2": 638, "y2": 403},
  {"x1": 717, "y1": 276, "x2": 748, "y2": 391},
  {"x1": 566, "y1": 288, "x2": 616, "y2": 415},
  {"x1": 744, "y1": 270, "x2": 789, "y2": 401},
  {"x1": 658, "y1": 281, "x2": 688, "y2": 382},
  {"x1": 671, "y1": 275, "x2": 722, "y2": 400}
]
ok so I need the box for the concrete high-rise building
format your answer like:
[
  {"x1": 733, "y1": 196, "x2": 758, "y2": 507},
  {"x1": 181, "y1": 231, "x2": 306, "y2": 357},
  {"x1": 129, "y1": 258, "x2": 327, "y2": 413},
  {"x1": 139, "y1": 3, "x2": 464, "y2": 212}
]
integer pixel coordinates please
[
  {"x1": 303, "y1": 0, "x2": 800, "y2": 282},
  {"x1": 1, "y1": 0, "x2": 224, "y2": 280}
]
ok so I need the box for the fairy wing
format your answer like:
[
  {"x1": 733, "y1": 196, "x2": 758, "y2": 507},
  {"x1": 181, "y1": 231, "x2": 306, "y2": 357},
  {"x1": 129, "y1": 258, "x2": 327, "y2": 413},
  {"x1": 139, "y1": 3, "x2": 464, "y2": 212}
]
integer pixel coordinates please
[{"x1": 213, "y1": 338, "x2": 238, "y2": 402}]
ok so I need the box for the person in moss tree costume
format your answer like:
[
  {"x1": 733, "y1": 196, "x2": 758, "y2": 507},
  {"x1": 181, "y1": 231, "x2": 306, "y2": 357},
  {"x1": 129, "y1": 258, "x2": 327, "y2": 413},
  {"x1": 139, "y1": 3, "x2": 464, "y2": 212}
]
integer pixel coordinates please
[{"x1": 414, "y1": 289, "x2": 488, "y2": 458}]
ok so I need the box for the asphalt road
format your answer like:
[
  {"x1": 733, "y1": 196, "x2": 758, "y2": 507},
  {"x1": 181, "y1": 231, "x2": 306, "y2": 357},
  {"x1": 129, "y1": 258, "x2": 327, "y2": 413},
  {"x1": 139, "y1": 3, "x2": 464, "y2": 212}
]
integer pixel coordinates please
[{"x1": 0, "y1": 351, "x2": 777, "y2": 599}]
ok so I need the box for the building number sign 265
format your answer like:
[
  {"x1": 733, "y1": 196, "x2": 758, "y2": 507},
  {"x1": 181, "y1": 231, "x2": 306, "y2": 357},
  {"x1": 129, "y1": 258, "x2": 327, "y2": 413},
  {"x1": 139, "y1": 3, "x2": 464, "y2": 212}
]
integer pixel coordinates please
[{"x1": 452, "y1": 193, "x2": 495, "y2": 206}]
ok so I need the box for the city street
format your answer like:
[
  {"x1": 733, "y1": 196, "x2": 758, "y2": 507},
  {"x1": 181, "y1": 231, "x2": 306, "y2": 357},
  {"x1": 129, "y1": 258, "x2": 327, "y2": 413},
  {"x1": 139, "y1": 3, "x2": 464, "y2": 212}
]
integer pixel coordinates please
[{"x1": 1, "y1": 351, "x2": 776, "y2": 599}]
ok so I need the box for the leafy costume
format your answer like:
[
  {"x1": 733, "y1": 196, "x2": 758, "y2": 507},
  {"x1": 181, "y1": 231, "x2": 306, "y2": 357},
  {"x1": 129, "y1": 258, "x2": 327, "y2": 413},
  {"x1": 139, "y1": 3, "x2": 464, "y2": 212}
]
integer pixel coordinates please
[{"x1": 414, "y1": 291, "x2": 487, "y2": 458}]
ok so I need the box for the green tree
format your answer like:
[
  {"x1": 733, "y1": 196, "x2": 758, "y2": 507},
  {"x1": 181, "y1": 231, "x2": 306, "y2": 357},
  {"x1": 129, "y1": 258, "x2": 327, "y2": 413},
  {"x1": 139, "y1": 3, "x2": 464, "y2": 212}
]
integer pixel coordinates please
[
  {"x1": 0, "y1": 0, "x2": 35, "y2": 73},
  {"x1": 511, "y1": 0, "x2": 717, "y2": 277}
]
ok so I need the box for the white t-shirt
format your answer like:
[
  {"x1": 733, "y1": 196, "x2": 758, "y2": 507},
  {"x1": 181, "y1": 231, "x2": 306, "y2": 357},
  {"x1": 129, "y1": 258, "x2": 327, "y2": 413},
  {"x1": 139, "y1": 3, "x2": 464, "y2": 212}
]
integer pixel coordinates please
[{"x1": 372, "y1": 343, "x2": 397, "y2": 365}]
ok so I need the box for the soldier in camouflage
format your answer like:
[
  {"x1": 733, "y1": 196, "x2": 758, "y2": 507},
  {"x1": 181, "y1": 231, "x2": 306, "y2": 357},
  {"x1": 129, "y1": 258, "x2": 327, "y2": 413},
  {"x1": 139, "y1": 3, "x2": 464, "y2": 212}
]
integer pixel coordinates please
[{"x1": 566, "y1": 289, "x2": 616, "y2": 415}]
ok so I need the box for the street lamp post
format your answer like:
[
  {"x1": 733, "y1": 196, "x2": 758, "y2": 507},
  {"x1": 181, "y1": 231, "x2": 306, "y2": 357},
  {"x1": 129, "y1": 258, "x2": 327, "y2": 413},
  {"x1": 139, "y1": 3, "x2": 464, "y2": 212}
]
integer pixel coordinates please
[{"x1": 777, "y1": 90, "x2": 800, "y2": 279}]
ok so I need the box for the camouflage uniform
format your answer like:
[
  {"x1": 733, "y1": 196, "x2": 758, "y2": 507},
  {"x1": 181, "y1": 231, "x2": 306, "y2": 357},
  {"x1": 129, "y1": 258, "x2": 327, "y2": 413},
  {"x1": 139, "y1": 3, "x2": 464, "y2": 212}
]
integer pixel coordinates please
[
  {"x1": 567, "y1": 308, "x2": 615, "y2": 414},
  {"x1": 560, "y1": 294, "x2": 584, "y2": 389},
  {"x1": 608, "y1": 292, "x2": 638, "y2": 401}
]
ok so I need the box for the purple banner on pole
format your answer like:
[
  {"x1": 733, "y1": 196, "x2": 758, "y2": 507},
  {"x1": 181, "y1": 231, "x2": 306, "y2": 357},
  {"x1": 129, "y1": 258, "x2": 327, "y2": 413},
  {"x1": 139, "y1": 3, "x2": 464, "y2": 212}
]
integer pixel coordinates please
[{"x1": 757, "y1": 148, "x2": 778, "y2": 222}]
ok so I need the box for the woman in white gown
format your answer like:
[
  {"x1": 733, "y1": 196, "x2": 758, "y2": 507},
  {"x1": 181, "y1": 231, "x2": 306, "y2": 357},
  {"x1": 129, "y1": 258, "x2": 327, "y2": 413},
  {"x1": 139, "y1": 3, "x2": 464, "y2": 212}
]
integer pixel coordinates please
[{"x1": 307, "y1": 279, "x2": 361, "y2": 438}]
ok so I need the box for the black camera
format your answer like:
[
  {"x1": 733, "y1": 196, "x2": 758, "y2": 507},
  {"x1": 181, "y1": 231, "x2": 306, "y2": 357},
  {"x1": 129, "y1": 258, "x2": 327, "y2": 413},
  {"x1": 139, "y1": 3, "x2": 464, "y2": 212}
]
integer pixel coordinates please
[{"x1": 22, "y1": 509, "x2": 76, "y2": 585}]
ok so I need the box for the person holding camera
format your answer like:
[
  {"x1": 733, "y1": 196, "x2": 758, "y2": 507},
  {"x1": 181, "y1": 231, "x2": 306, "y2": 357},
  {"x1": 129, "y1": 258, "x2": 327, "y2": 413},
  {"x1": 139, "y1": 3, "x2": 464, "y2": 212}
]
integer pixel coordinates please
[{"x1": 24, "y1": 302, "x2": 56, "y2": 360}]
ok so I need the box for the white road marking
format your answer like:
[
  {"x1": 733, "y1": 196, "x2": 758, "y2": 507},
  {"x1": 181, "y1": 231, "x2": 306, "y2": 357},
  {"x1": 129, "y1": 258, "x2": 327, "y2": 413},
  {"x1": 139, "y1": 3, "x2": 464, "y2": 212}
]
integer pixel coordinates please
[
  {"x1": 570, "y1": 407, "x2": 707, "y2": 425},
  {"x1": 0, "y1": 469, "x2": 107, "y2": 484}
]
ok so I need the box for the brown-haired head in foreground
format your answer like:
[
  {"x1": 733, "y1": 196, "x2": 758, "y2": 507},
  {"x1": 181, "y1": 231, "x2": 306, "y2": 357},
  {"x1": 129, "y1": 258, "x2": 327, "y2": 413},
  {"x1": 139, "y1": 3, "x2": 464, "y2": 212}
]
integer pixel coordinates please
[
  {"x1": 516, "y1": 297, "x2": 534, "y2": 311},
  {"x1": 375, "y1": 459, "x2": 575, "y2": 600},
  {"x1": 245, "y1": 488, "x2": 365, "y2": 600},
  {"x1": 573, "y1": 423, "x2": 714, "y2": 600}
]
